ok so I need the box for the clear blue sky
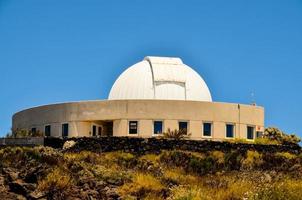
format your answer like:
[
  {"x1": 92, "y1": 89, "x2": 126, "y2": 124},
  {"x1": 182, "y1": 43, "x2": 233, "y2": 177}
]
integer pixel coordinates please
[{"x1": 0, "y1": 0, "x2": 302, "y2": 138}]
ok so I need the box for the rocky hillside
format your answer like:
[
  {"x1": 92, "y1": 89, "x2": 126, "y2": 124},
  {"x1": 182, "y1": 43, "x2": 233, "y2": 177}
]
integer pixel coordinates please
[{"x1": 0, "y1": 145, "x2": 301, "y2": 200}]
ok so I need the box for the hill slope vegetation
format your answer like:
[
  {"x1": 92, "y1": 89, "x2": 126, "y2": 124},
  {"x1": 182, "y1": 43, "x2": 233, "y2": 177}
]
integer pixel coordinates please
[{"x1": 0, "y1": 146, "x2": 301, "y2": 200}]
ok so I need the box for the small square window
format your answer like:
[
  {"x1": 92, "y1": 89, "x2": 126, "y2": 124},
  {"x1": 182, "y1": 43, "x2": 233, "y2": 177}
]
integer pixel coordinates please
[
  {"x1": 179, "y1": 121, "x2": 188, "y2": 134},
  {"x1": 129, "y1": 121, "x2": 138, "y2": 134},
  {"x1": 45, "y1": 125, "x2": 51, "y2": 137},
  {"x1": 203, "y1": 123, "x2": 212, "y2": 137},
  {"x1": 226, "y1": 124, "x2": 234, "y2": 138},
  {"x1": 247, "y1": 126, "x2": 254, "y2": 140}
]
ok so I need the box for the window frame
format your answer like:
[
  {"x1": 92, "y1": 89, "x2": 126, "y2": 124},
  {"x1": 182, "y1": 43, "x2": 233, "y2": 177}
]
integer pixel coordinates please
[
  {"x1": 91, "y1": 123, "x2": 102, "y2": 137},
  {"x1": 246, "y1": 125, "x2": 255, "y2": 140},
  {"x1": 128, "y1": 120, "x2": 139, "y2": 135},
  {"x1": 256, "y1": 131, "x2": 263, "y2": 138},
  {"x1": 153, "y1": 120, "x2": 164, "y2": 136},
  {"x1": 61, "y1": 123, "x2": 69, "y2": 138},
  {"x1": 225, "y1": 123, "x2": 235, "y2": 139},
  {"x1": 44, "y1": 125, "x2": 51, "y2": 137},
  {"x1": 202, "y1": 121, "x2": 213, "y2": 138},
  {"x1": 178, "y1": 121, "x2": 189, "y2": 135}
]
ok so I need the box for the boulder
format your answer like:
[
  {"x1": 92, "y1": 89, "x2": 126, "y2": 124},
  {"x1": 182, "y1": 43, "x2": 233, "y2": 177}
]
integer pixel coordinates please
[{"x1": 63, "y1": 140, "x2": 77, "y2": 150}]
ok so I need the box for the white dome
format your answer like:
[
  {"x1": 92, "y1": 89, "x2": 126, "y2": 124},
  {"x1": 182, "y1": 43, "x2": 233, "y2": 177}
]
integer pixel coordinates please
[{"x1": 108, "y1": 56, "x2": 212, "y2": 102}]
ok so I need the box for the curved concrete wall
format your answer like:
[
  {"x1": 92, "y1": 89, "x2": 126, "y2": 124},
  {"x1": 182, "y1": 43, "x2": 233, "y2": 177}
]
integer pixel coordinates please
[{"x1": 12, "y1": 100, "x2": 264, "y2": 140}]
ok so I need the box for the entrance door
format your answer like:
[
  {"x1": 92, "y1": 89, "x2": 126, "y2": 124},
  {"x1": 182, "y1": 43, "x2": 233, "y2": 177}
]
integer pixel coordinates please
[
  {"x1": 103, "y1": 121, "x2": 113, "y2": 136},
  {"x1": 98, "y1": 127, "x2": 102, "y2": 136},
  {"x1": 92, "y1": 125, "x2": 97, "y2": 136}
]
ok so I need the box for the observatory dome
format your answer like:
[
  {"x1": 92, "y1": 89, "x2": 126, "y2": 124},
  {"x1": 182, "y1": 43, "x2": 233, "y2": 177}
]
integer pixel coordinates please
[{"x1": 108, "y1": 56, "x2": 212, "y2": 102}]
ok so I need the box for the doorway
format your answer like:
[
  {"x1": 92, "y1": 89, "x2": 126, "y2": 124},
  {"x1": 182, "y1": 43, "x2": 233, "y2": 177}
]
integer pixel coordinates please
[{"x1": 91, "y1": 121, "x2": 113, "y2": 137}]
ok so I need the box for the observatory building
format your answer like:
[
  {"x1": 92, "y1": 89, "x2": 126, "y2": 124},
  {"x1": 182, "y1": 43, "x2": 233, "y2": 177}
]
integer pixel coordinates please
[{"x1": 12, "y1": 56, "x2": 264, "y2": 140}]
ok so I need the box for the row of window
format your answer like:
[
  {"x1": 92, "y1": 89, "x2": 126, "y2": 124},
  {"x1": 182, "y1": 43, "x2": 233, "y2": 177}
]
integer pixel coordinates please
[
  {"x1": 38, "y1": 123, "x2": 100, "y2": 137},
  {"x1": 32, "y1": 121, "x2": 262, "y2": 139},
  {"x1": 128, "y1": 121, "x2": 262, "y2": 139},
  {"x1": 129, "y1": 121, "x2": 189, "y2": 135},
  {"x1": 32, "y1": 123, "x2": 69, "y2": 137}
]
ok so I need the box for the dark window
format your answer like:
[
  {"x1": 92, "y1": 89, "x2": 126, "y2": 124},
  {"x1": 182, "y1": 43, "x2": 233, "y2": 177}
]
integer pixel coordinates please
[
  {"x1": 247, "y1": 126, "x2": 254, "y2": 140},
  {"x1": 226, "y1": 124, "x2": 234, "y2": 138},
  {"x1": 179, "y1": 121, "x2": 188, "y2": 134},
  {"x1": 31, "y1": 128, "x2": 37, "y2": 134},
  {"x1": 256, "y1": 131, "x2": 263, "y2": 138},
  {"x1": 203, "y1": 123, "x2": 212, "y2": 137},
  {"x1": 62, "y1": 123, "x2": 69, "y2": 137},
  {"x1": 45, "y1": 125, "x2": 51, "y2": 137},
  {"x1": 154, "y1": 121, "x2": 163, "y2": 134},
  {"x1": 98, "y1": 127, "x2": 102, "y2": 136},
  {"x1": 92, "y1": 125, "x2": 97, "y2": 136},
  {"x1": 129, "y1": 121, "x2": 138, "y2": 134}
]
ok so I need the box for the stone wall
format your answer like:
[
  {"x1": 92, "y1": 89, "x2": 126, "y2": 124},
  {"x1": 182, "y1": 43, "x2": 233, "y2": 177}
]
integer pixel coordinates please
[{"x1": 45, "y1": 137, "x2": 301, "y2": 154}]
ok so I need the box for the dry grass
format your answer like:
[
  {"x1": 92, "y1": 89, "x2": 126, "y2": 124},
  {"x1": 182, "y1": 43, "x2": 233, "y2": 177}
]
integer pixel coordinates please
[
  {"x1": 1, "y1": 146, "x2": 301, "y2": 200},
  {"x1": 163, "y1": 167, "x2": 198, "y2": 185},
  {"x1": 118, "y1": 173, "x2": 164, "y2": 199},
  {"x1": 38, "y1": 167, "x2": 73, "y2": 193},
  {"x1": 241, "y1": 150, "x2": 264, "y2": 170},
  {"x1": 254, "y1": 137, "x2": 280, "y2": 145},
  {"x1": 210, "y1": 150, "x2": 225, "y2": 165},
  {"x1": 168, "y1": 185, "x2": 204, "y2": 200},
  {"x1": 275, "y1": 152, "x2": 297, "y2": 160}
]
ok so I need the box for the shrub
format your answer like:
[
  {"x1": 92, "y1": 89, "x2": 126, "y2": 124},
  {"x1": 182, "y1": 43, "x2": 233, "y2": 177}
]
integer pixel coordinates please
[
  {"x1": 254, "y1": 179, "x2": 302, "y2": 200},
  {"x1": 91, "y1": 165, "x2": 130, "y2": 186},
  {"x1": 104, "y1": 151, "x2": 136, "y2": 168},
  {"x1": 224, "y1": 151, "x2": 243, "y2": 170},
  {"x1": 139, "y1": 154, "x2": 159, "y2": 164},
  {"x1": 64, "y1": 151, "x2": 100, "y2": 164},
  {"x1": 0, "y1": 146, "x2": 62, "y2": 167},
  {"x1": 275, "y1": 152, "x2": 297, "y2": 160},
  {"x1": 254, "y1": 137, "x2": 280, "y2": 145},
  {"x1": 212, "y1": 178, "x2": 253, "y2": 200},
  {"x1": 38, "y1": 167, "x2": 73, "y2": 198},
  {"x1": 188, "y1": 156, "x2": 215, "y2": 175},
  {"x1": 118, "y1": 173, "x2": 164, "y2": 199},
  {"x1": 210, "y1": 151, "x2": 225, "y2": 165},
  {"x1": 241, "y1": 150, "x2": 263, "y2": 170},
  {"x1": 226, "y1": 138, "x2": 252, "y2": 144},
  {"x1": 263, "y1": 127, "x2": 301, "y2": 145},
  {"x1": 163, "y1": 168, "x2": 198, "y2": 186},
  {"x1": 9, "y1": 128, "x2": 44, "y2": 138},
  {"x1": 160, "y1": 150, "x2": 219, "y2": 175},
  {"x1": 169, "y1": 177, "x2": 254, "y2": 200},
  {"x1": 159, "y1": 150, "x2": 190, "y2": 167},
  {"x1": 168, "y1": 186, "x2": 204, "y2": 200},
  {"x1": 163, "y1": 128, "x2": 190, "y2": 140}
]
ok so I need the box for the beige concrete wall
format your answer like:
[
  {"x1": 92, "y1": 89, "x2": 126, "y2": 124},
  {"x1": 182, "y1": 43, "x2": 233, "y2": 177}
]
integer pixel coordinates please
[
  {"x1": 164, "y1": 120, "x2": 178, "y2": 132},
  {"x1": 212, "y1": 122, "x2": 225, "y2": 139},
  {"x1": 113, "y1": 120, "x2": 127, "y2": 137},
  {"x1": 189, "y1": 120, "x2": 201, "y2": 139},
  {"x1": 139, "y1": 120, "x2": 153, "y2": 137},
  {"x1": 12, "y1": 100, "x2": 264, "y2": 140}
]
